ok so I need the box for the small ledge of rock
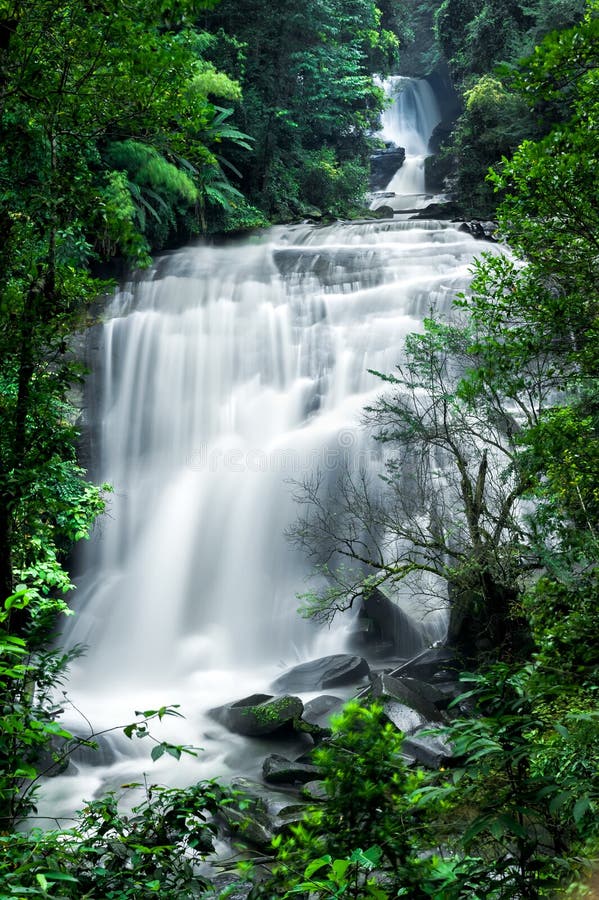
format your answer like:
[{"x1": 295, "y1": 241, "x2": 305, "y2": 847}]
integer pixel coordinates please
[
  {"x1": 382, "y1": 700, "x2": 428, "y2": 735},
  {"x1": 370, "y1": 204, "x2": 395, "y2": 219},
  {"x1": 458, "y1": 220, "x2": 498, "y2": 242},
  {"x1": 301, "y1": 780, "x2": 328, "y2": 802},
  {"x1": 301, "y1": 694, "x2": 344, "y2": 728},
  {"x1": 220, "y1": 805, "x2": 274, "y2": 849},
  {"x1": 370, "y1": 673, "x2": 446, "y2": 723},
  {"x1": 390, "y1": 647, "x2": 458, "y2": 682},
  {"x1": 263, "y1": 753, "x2": 322, "y2": 786},
  {"x1": 272, "y1": 654, "x2": 370, "y2": 692},
  {"x1": 210, "y1": 693, "x2": 303, "y2": 737},
  {"x1": 402, "y1": 729, "x2": 454, "y2": 770}
]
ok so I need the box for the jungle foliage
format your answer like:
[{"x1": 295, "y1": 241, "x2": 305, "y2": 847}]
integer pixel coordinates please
[
  {"x1": 283, "y1": 8, "x2": 599, "y2": 896},
  {"x1": 203, "y1": 0, "x2": 399, "y2": 219},
  {"x1": 0, "y1": 1, "x2": 597, "y2": 898}
]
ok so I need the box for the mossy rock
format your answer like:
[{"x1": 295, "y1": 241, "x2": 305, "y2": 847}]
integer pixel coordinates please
[{"x1": 209, "y1": 693, "x2": 304, "y2": 736}]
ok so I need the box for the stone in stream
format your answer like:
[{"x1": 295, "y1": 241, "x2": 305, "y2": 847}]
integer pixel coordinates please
[
  {"x1": 275, "y1": 803, "x2": 312, "y2": 828},
  {"x1": 360, "y1": 588, "x2": 426, "y2": 655},
  {"x1": 301, "y1": 694, "x2": 344, "y2": 728},
  {"x1": 262, "y1": 753, "x2": 322, "y2": 786},
  {"x1": 370, "y1": 204, "x2": 395, "y2": 219},
  {"x1": 220, "y1": 805, "x2": 274, "y2": 849},
  {"x1": 369, "y1": 146, "x2": 406, "y2": 191},
  {"x1": 209, "y1": 693, "x2": 303, "y2": 737},
  {"x1": 272, "y1": 654, "x2": 370, "y2": 692},
  {"x1": 210, "y1": 875, "x2": 253, "y2": 900}
]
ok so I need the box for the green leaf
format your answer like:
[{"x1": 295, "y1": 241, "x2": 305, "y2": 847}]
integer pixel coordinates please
[
  {"x1": 573, "y1": 796, "x2": 591, "y2": 824},
  {"x1": 304, "y1": 855, "x2": 332, "y2": 879},
  {"x1": 331, "y1": 858, "x2": 351, "y2": 880},
  {"x1": 43, "y1": 872, "x2": 79, "y2": 883}
]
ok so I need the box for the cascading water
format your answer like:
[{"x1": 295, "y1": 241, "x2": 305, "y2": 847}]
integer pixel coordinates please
[
  {"x1": 372, "y1": 76, "x2": 442, "y2": 210},
  {"x1": 37, "y1": 218, "x2": 485, "y2": 819}
]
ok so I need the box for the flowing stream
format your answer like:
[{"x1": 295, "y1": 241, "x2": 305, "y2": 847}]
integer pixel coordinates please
[
  {"x1": 373, "y1": 76, "x2": 441, "y2": 210},
  {"x1": 39, "y1": 80, "x2": 484, "y2": 820}
]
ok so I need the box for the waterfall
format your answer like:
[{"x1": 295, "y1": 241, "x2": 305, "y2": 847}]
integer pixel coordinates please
[
  {"x1": 373, "y1": 76, "x2": 442, "y2": 210},
  {"x1": 35, "y1": 218, "x2": 485, "y2": 818}
]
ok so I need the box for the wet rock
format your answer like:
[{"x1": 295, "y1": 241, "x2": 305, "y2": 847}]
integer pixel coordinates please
[
  {"x1": 370, "y1": 204, "x2": 395, "y2": 219},
  {"x1": 210, "y1": 874, "x2": 253, "y2": 900},
  {"x1": 371, "y1": 673, "x2": 445, "y2": 723},
  {"x1": 210, "y1": 693, "x2": 304, "y2": 737},
  {"x1": 458, "y1": 220, "x2": 498, "y2": 242},
  {"x1": 301, "y1": 780, "x2": 328, "y2": 802},
  {"x1": 221, "y1": 805, "x2": 274, "y2": 849},
  {"x1": 275, "y1": 803, "x2": 310, "y2": 828},
  {"x1": 390, "y1": 647, "x2": 458, "y2": 682},
  {"x1": 230, "y1": 776, "x2": 285, "y2": 807},
  {"x1": 361, "y1": 589, "x2": 425, "y2": 655},
  {"x1": 382, "y1": 700, "x2": 428, "y2": 735},
  {"x1": 35, "y1": 747, "x2": 71, "y2": 778},
  {"x1": 219, "y1": 779, "x2": 276, "y2": 849},
  {"x1": 301, "y1": 695, "x2": 344, "y2": 728},
  {"x1": 369, "y1": 146, "x2": 406, "y2": 191},
  {"x1": 402, "y1": 729, "x2": 454, "y2": 769},
  {"x1": 272, "y1": 654, "x2": 369, "y2": 692},
  {"x1": 432, "y1": 681, "x2": 464, "y2": 707},
  {"x1": 409, "y1": 200, "x2": 463, "y2": 220},
  {"x1": 263, "y1": 753, "x2": 322, "y2": 786},
  {"x1": 398, "y1": 676, "x2": 453, "y2": 710}
]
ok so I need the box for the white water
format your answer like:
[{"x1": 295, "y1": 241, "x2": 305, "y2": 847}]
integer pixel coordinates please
[
  {"x1": 373, "y1": 76, "x2": 442, "y2": 210},
  {"x1": 37, "y1": 219, "x2": 483, "y2": 820},
  {"x1": 36, "y1": 81, "x2": 483, "y2": 818}
]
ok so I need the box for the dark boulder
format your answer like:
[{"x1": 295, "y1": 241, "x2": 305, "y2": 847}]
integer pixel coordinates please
[
  {"x1": 369, "y1": 145, "x2": 406, "y2": 191},
  {"x1": 390, "y1": 647, "x2": 459, "y2": 682},
  {"x1": 275, "y1": 803, "x2": 311, "y2": 828},
  {"x1": 301, "y1": 694, "x2": 344, "y2": 728},
  {"x1": 219, "y1": 778, "x2": 275, "y2": 849},
  {"x1": 220, "y1": 805, "x2": 274, "y2": 849},
  {"x1": 370, "y1": 204, "x2": 395, "y2": 219},
  {"x1": 370, "y1": 673, "x2": 446, "y2": 723},
  {"x1": 360, "y1": 588, "x2": 426, "y2": 656},
  {"x1": 402, "y1": 729, "x2": 454, "y2": 770},
  {"x1": 397, "y1": 675, "x2": 454, "y2": 711},
  {"x1": 209, "y1": 693, "x2": 303, "y2": 737},
  {"x1": 210, "y1": 875, "x2": 253, "y2": 900},
  {"x1": 301, "y1": 780, "x2": 328, "y2": 802},
  {"x1": 262, "y1": 754, "x2": 322, "y2": 786},
  {"x1": 410, "y1": 200, "x2": 463, "y2": 220},
  {"x1": 458, "y1": 220, "x2": 498, "y2": 242},
  {"x1": 272, "y1": 654, "x2": 369, "y2": 692},
  {"x1": 382, "y1": 700, "x2": 429, "y2": 735}
]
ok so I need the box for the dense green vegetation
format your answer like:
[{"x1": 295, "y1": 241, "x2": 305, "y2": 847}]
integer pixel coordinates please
[
  {"x1": 0, "y1": 0, "x2": 597, "y2": 896},
  {"x1": 432, "y1": 0, "x2": 590, "y2": 213},
  {"x1": 202, "y1": 0, "x2": 398, "y2": 219},
  {"x1": 288, "y1": 6, "x2": 599, "y2": 895}
]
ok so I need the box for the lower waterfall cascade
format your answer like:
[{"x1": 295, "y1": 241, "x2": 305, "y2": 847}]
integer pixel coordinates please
[{"x1": 38, "y1": 79, "x2": 492, "y2": 819}]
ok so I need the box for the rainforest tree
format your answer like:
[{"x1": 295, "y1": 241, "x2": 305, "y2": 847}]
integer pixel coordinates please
[
  {"x1": 0, "y1": 0, "x2": 252, "y2": 829},
  {"x1": 205, "y1": 0, "x2": 399, "y2": 217}
]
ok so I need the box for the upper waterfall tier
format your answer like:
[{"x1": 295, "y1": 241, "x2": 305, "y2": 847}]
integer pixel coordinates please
[{"x1": 372, "y1": 76, "x2": 442, "y2": 210}]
